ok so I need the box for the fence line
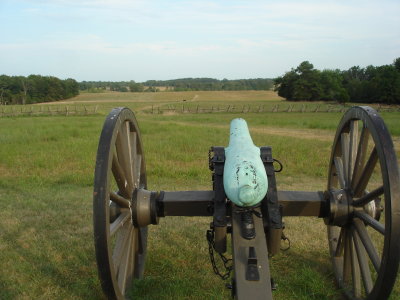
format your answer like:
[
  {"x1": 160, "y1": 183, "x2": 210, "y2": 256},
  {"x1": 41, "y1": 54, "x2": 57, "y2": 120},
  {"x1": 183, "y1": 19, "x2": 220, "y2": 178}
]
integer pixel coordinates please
[
  {"x1": 0, "y1": 105, "x2": 99, "y2": 117},
  {"x1": 149, "y1": 104, "x2": 400, "y2": 114}
]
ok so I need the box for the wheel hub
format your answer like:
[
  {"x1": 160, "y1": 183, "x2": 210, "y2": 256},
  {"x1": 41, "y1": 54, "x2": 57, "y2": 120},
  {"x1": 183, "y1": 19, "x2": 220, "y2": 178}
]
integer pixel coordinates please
[
  {"x1": 325, "y1": 189, "x2": 353, "y2": 227},
  {"x1": 131, "y1": 188, "x2": 159, "y2": 227}
]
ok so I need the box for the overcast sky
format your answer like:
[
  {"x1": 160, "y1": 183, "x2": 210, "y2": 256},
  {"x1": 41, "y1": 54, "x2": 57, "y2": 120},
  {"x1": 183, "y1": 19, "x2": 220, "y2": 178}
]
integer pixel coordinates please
[{"x1": 1, "y1": 0, "x2": 399, "y2": 82}]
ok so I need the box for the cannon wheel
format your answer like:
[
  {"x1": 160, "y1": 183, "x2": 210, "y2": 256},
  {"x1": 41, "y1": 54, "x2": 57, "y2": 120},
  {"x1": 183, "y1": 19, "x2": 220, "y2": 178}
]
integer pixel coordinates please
[
  {"x1": 93, "y1": 107, "x2": 147, "y2": 299},
  {"x1": 327, "y1": 106, "x2": 400, "y2": 299}
]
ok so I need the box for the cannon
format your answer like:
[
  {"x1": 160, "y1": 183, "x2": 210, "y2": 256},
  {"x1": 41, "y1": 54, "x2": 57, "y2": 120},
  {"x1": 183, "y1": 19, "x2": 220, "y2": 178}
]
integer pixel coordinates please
[{"x1": 93, "y1": 106, "x2": 400, "y2": 299}]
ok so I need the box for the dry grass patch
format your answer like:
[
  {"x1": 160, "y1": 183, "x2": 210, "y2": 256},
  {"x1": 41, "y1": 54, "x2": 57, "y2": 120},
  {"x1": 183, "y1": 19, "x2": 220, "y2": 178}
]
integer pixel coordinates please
[{"x1": 50, "y1": 90, "x2": 283, "y2": 104}]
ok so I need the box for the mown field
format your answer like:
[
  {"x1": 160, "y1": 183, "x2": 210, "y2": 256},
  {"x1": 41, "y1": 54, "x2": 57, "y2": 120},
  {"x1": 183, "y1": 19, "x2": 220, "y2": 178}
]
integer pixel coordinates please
[{"x1": 0, "y1": 90, "x2": 399, "y2": 299}]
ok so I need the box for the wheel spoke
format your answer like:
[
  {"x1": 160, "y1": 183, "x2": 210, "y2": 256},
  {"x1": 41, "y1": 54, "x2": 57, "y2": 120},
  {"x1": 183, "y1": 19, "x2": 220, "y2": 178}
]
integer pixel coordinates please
[
  {"x1": 110, "y1": 191, "x2": 130, "y2": 208},
  {"x1": 349, "y1": 229, "x2": 362, "y2": 297},
  {"x1": 352, "y1": 226, "x2": 373, "y2": 294},
  {"x1": 134, "y1": 154, "x2": 142, "y2": 188},
  {"x1": 117, "y1": 226, "x2": 134, "y2": 294},
  {"x1": 134, "y1": 227, "x2": 147, "y2": 278},
  {"x1": 348, "y1": 120, "x2": 359, "y2": 185},
  {"x1": 352, "y1": 185, "x2": 384, "y2": 207},
  {"x1": 334, "y1": 157, "x2": 346, "y2": 189},
  {"x1": 334, "y1": 227, "x2": 345, "y2": 257},
  {"x1": 110, "y1": 210, "x2": 131, "y2": 236},
  {"x1": 341, "y1": 132, "x2": 350, "y2": 187},
  {"x1": 128, "y1": 228, "x2": 138, "y2": 279},
  {"x1": 353, "y1": 147, "x2": 377, "y2": 197},
  {"x1": 113, "y1": 225, "x2": 132, "y2": 275},
  {"x1": 351, "y1": 126, "x2": 370, "y2": 190},
  {"x1": 112, "y1": 151, "x2": 130, "y2": 198},
  {"x1": 116, "y1": 122, "x2": 134, "y2": 195},
  {"x1": 130, "y1": 131, "x2": 139, "y2": 188},
  {"x1": 354, "y1": 210, "x2": 385, "y2": 235},
  {"x1": 353, "y1": 219, "x2": 381, "y2": 271},
  {"x1": 343, "y1": 229, "x2": 352, "y2": 286}
]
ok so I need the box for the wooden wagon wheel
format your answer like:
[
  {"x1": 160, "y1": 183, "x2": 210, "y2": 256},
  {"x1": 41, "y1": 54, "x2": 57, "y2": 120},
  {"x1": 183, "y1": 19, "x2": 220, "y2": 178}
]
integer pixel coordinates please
[
  {"x1": 326, "y1": 106, "x2": 400, "y2": 299},
  {"x1": 93, "y1": 107, "x2": 147, "y2": 300}
]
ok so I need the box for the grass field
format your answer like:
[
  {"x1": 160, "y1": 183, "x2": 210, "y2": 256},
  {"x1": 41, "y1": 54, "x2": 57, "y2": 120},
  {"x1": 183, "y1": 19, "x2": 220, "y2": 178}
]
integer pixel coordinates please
[{"x1": 0, "y1": 90, "x2": 399, "y2": 299}]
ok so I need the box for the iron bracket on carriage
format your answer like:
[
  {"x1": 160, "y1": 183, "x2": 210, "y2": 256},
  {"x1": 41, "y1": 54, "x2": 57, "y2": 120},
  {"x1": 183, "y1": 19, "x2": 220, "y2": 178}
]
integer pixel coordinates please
[{"x1": 93, "y1": 106, "x2": 400, "y2": 300}]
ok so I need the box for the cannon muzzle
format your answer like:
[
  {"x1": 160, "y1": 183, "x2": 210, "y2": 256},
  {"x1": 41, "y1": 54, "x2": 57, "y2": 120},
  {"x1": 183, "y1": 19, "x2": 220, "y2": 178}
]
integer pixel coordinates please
[{"x1": 223, "y1": 118, "x2": 268, "y2": 207}]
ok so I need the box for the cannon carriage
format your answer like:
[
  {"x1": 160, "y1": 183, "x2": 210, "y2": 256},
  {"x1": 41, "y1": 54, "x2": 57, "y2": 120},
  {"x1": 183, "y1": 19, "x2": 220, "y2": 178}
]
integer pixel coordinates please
[{"x1": 93, "y1": 106, "x2": 400, "y2": 299}]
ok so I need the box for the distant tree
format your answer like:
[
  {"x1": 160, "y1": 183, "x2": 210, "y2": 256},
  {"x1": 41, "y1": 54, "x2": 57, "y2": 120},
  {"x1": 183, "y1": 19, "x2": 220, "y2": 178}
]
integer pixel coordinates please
[
  {"x1": 0, "y1": 74, "x2": 80, "y2": 104},
  {"x1": 0, "y1": 75, "x2": 10, "y2": 104},
  {"x1": 274, "y1": 61, "x2": 323, "y2": 101},
  {"x1": 274, "y1": 71, "x2": 298, "y2": 100},
  {"x1": 19, "y1": 76, "x2": 29, "y2": 105},
  {"x1": 275, "y1": 59, "x2": 400, "y2": 104},
  {"x1": 145, "y1": 86, "x2": 159, "y2": 92},
  {"x1": 292, "y1": 61, "x2": 323, "y2": 100},
  {"x1": 369, "y1": 65, "x2": 400, "y2": 104},
  {"x1": 141, "y1": 77, "x2": 273, "y2": 91},
  {"x1": 63, "y1": 78, "x2": 79, "y2": 98},
  {"x1": 394, "y1": 57, "x2": 400, "y2": 72},
  {"x1": 129, "y1": 81, "x2": 144, "y2": 92},
  {"x1": 319, "y1": 69, "x2": 349, "y2": 103}
]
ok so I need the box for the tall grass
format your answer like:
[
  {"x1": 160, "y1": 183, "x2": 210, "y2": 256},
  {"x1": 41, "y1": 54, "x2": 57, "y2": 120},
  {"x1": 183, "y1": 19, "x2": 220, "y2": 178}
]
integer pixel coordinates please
[{"x1": 0, "y1": 92, "x2": 399, "y2": 299}]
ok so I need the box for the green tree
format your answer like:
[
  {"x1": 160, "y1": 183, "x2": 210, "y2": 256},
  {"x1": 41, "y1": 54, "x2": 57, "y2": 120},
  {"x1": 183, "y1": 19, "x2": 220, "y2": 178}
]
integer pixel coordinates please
[
  {"x1": 63, "y1": 78, "x2": 79, "y2": 98},
  {"x1": 274, "y1": 70, "x2": 298, "y2": 100},
  {"x1": 393, "y1": 57, "x2": 400, "y2": 72},
  {"x1": 293, "y1": 61, "x2": 323, "y2": 100},
  {"x1": 274, "y1": 61, "x2": 324, "y2": 101},
  {"x1": 320, "y1": 69, "x2": 349, "y2": 103},
  {"x1": 129, "y1": 81, "x2": 144, "y2": 92}
]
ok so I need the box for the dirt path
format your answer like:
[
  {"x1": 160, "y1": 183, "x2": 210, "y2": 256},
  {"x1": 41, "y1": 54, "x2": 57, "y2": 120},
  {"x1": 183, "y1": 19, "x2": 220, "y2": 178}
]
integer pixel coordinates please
[{"x1": 150, "y1": 120, "x2": 335, "y2": 141}]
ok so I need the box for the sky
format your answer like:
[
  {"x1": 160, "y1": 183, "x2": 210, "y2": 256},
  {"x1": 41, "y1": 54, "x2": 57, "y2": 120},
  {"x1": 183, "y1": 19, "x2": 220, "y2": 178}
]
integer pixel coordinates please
[{"x1": 0, "y1": 0, "x2": 399, "y2": 82}]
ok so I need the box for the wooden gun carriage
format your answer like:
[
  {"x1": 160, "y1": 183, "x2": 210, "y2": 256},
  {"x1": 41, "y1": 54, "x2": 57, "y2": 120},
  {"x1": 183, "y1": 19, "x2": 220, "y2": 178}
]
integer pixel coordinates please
[{"x1": 93, "y1": 106, "x2": 400, "y2": 299}]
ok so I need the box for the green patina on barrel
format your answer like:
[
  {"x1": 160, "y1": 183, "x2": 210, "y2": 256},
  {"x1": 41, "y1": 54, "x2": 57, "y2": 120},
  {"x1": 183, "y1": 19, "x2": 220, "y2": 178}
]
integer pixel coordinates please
[{"x1": 223, "y1": 118, "x2": 268, "y2": 207}]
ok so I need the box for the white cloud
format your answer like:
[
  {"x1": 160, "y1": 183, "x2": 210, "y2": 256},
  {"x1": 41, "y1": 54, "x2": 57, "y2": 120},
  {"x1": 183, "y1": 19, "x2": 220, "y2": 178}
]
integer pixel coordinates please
[{"x1": 1, "y1": 0, "x2": 399, "y2": 80}]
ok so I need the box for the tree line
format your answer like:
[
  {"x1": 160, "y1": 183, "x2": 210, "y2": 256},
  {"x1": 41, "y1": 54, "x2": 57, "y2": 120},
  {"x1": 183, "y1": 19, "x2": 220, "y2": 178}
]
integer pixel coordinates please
[
  {"x1": 0, "y1": 75, "x2": 79, "y2": 105},
  {"x1": 274, "y1": 58, "x2": 400, "y2": 104},
  {"x1": 143, "y1": 78, "x2": 274, "y2": 91},
  {"x1": 79, "y1": 80, "x2": 145, "y2": 92},
  {"x1": 79, "y1": 78, "x2": 274, "y2": 92}
]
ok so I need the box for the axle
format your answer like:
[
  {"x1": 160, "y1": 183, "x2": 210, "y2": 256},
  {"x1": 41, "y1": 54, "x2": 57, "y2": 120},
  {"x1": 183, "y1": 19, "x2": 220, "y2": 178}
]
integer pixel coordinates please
[{"x1": 131, "y1": 189, "x2": 328, "y2": 225}]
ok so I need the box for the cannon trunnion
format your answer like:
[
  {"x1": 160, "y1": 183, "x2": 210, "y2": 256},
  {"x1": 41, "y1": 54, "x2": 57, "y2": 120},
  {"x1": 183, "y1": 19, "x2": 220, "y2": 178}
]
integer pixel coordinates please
[{"x1": 93, "y1": 106, "x2": 400, "y2": 300}]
